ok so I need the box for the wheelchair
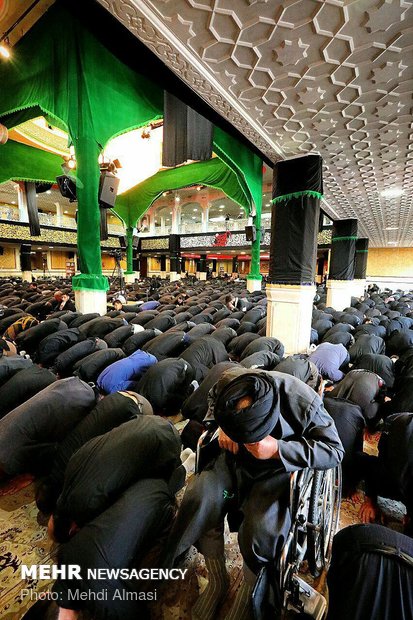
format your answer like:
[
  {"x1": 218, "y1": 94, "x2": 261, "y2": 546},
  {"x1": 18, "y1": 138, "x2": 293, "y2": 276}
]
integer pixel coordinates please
[{"x1": 196, "y1": 425, "x2": 342, "y2": 619}]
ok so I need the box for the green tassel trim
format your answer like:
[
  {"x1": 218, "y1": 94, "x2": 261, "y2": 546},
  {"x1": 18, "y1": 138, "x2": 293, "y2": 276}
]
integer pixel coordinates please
[
  {"x1": 356, "y1": 249, "x2": 368, "y2": 253},
  {"x1": 72, "y1": 274, "x2": 109, "y2": 292},
  {"x1": 272, "y1": 190, "x2": 323, "y2": 204},
  {"x1": 332, "y1": 236, "x2": 358, "y2": 242}
]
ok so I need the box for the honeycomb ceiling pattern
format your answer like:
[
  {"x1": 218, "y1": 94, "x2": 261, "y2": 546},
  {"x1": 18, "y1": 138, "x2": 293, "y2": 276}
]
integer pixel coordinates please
[{"x1": 99, "y1": 0, "x2": 413, "y2": 247}]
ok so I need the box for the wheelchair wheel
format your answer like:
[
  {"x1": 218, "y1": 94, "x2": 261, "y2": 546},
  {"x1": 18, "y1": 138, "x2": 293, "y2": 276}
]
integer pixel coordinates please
[{"x1": 307, "y1": 466, "x2": 341, "y2": 577}]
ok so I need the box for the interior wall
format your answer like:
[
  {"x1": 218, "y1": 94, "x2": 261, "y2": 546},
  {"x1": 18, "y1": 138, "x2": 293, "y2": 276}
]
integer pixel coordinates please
[
  {"x1": 51, "y1": 251, "x2": 68, "y2": 270},
  {"x1": 0, "y1": 247, "x2": 16, "y2": 269},
  {"x1": 367, "y1": 248, "x2": 413, "y2": 278}
]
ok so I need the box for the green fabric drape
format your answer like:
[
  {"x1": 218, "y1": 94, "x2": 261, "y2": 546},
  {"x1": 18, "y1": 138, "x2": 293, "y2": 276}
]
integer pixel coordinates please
[
  {"x1": 0, "y1": 140, "x2": 63, "y2": 184},
  {"x1": 0, "y1": 3, "x2": 264, "y2": 288},
  {"x1": 0, "y1": 3, "x2": 163, "y2": 291},
  {"x1": 113, "y1": 158, "x2": 251, "y2": 228},
  {"x1": 214, "y1": 128, "x2": 263, "y2": 281},
  {"x1": 125, "y1": 226, "x2": 134, "y2": 274}
]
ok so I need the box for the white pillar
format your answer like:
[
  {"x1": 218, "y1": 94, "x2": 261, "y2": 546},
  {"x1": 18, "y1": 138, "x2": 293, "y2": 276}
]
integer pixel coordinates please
[
  {"x1": 171, "y1": 205, "x2": 181, "y2": 234},
  {"x1": 160, "y1": 216, "x2": 166, "y2": 235},
  {"x1": 14, "y1": 247, "x2": 21, "y2": 271},
  {"x1": 266, "y1": 283, "x2": 315, "y2": 355},
  {"x1": 170, "y1": 272, "x2": 181, "y2": 282},
  {"x1": 149, "y1": 211, "x2": 156, "y2": 235},
  {"x1": 198, "y1": 272, "x2": 207, "y2": 281},
  {"x1": 326, "y1": 279, "x2": 354, "y2": 311},
  {"x1": 352, "y1": 278, "x2": 366, "y2": 300},
  {"x1": 17, "y1": 182, "x2": 29, "y2": 223},
  {"x1": 74, "y1": 253, "x2": 78, "y2": 273},
  {"x1": 75, "y1": 289, "x2": 107, "y2": 315},
  {"x1": 124, "y1": 272, "x2": 138, "y2": 284},
  {"x1": 201, "y1": 205, "x2": 210, "y2": 233},
  {"x1": 22, "y1": 271, "x2": 33, "y2": 283},
  {"x1": 247, "y1": 278, "x2": 262, "y2": 293},
  {"x1": 55, "y1": 202, "x2": 63, "y2": 226}
]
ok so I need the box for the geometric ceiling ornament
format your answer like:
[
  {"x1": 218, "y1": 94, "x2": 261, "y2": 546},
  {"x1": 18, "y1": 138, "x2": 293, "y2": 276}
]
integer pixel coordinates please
[{"x1": 98, "y1": 0, "x2": 413, "y2": 247}]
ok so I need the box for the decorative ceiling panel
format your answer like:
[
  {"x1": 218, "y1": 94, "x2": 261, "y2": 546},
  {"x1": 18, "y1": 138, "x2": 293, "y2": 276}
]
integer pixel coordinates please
[{"x1": 94, "y1": 1, "x2": 413, "y2": 246}]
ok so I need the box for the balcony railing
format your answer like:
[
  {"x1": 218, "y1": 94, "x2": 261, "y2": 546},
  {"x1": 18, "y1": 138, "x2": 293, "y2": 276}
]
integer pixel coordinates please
[{"x1": 0, "y1": 207, "x2": 125, "y2": 235}]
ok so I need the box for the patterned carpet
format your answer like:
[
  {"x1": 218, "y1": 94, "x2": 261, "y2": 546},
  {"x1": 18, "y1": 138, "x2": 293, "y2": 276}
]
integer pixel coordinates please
[{"x1": 0, "y1": 432, "x2": 405, "y2": 620}]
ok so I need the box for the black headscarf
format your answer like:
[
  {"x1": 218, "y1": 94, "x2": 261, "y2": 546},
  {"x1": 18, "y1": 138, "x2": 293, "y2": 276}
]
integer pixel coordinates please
[{"x1": 214, "y1": 373, "x2": 278, "y2": 443}]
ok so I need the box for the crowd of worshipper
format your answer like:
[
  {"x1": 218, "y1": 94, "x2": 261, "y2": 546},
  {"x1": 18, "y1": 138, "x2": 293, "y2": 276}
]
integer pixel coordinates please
[{"x1": 0, "y1": 274, "x2": 412, "y2": 620}]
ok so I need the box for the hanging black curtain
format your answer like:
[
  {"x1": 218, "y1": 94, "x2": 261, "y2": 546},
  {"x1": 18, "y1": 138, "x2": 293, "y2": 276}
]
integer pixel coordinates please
[
  {"x1": 162, "y1": 92, "x2": 213, "y2": 167},
  {"x1": 20, "y1": 244, "x2": 32, "y2": 272},
  {"x1": 160, "y1": 255, "x2": 167, "y2": 271},
  {"x1": 355, "y1": 238, "x2": 369, "y2": 279},
  {"x1": 24, "y1": 182, "x2": 41, "y2": 236},
  {"x1": 269, "y1": 155, "x2": 323, "y2": 285},
  {"x1": 199, "y1": 254, "x2": 207, "y2": 272},
  {"x1": 100, "y1": 210, "x2": 108, "y2": 241},
  {"x1": 169, "y1": 234, "x2": 181, "y2": 274},
  {"x1": 329, "y1": 219, "x2": 358, "y2": 280}
]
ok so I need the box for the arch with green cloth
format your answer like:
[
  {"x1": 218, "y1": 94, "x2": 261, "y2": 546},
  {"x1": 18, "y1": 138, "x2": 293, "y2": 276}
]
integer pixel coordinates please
[
  {"x1": 0, "y1": 1, "x2": 263, "y2": 295},
  {"x1": 113, "y1": 156, "x2": 256, "y2": 275}
]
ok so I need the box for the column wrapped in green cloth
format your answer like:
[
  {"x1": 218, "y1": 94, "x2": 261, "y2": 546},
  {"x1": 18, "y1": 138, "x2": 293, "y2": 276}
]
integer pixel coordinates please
[{"x1": 125, "y1": 226, "x2": 134, "y2": 275}]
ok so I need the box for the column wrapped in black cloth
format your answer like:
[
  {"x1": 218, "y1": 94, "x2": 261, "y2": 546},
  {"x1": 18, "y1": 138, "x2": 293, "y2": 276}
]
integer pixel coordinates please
[
  {"x1": 162, "y1": 92, "x2": 213, "y2": 167},
  {"x1": 355, "y1": 238, "x2": 369, "y2": 279},
  {"x1": 269, "y1": 154, "x2": 323, "y2": 284},
  {"x1": 25, "y1": 182, "x2": 41, "y2": 237},
  {"x1": 169, "y1": 234, "x2": 181, "y2": 274},
  {"x1": 329, "y1": 219, "x2": 358, "y2": 280}
]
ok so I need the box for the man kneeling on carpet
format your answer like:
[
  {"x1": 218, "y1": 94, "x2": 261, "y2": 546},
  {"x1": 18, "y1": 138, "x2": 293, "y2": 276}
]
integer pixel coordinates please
[{"x1": 161, "y1": 367, "x2": 344, "y2": 620}]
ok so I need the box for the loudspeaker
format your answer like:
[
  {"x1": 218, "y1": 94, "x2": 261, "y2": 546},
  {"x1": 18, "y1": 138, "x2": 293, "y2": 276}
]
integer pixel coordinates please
[
  {"x1": 68, "y1": 251, "x2": 75, "y2": 259},
  {"x1": 119, "y1": 236, "x2": 127, "y2": 249},
  {"x1": 20, "y1": 244, "x2": 32, "y2": 271},
  {"x1": 99, "y1": 172, "x2": 120, "y2": 209},
  {"x1": 132, "y1": 235, "x2": 140, "y2": 249},
  {"x1": 57, "y1": 175, "x2": 77, "y2": 202},
  {"x1": 245, "y1": 225, "x2": 256, "y2": 242},
  {"x1": 0, "y1": 246, "x2": 3, "y2": 256},
  {"x1": 35, "y1": 182, "x2": 53, "y2": 194}
]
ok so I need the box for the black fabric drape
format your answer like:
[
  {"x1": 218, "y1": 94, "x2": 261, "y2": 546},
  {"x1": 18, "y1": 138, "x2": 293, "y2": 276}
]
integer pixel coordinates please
[
  {"x1": 327, "y1": 524, "x2": 413, "y2": 620},
  {"x1": 355, "y1": 238, "x2": 369, "y2": 279},
  {"x1": 25, "y1": 182, "x2": 41, "y2": 236},
  {"x1": 273, "y1": 154, "x2": 323, "y2": 199},
  {"x1": 169, "y1": 233, "x2": 181, "y2": 274},
  {"x1": 20, "y1": 244, "x2": 32, "y2": 272},
  {"x1": 269, "y1": 196, "x2": 319, "y2": 283},
  {"x1": 162, "y1": 92, "x2": 213, "y2": 167},
  {"x1": 329, "y1": 219, "x2": 358, "y2": 280}
]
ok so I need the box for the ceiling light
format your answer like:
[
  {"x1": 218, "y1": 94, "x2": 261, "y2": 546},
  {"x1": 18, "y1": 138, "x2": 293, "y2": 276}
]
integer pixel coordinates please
[
  {"x1": 387, "y1": 241, "x2": 397, "y2": 245},
  {"x1": 175, "y1": 196, "x2": 180, "y2": 202},
  {"x1": 11, "y1": 201, "x2": 15, "y2": 204},
  {"x1": 385, "y1": 227, "x2": 398, "y2": 230},
  {"x1": 193, "y1": 208, "x2": 198, "y2": 212},
  {"x1": 0, "y1": 38, "x2": 11, "y2": 60},
  {"x1": 380, "y1": 188, "x2": 404, "y2": 198},
  {"x1": 64, "y1": 210, "x2": 68, "y2": 214},
  {"x1": 46, "y1": 190, "x2": 51, "y2": 195}
]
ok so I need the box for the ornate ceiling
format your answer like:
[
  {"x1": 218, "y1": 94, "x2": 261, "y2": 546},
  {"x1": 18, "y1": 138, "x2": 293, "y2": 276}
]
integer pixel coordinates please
[{"x1": 98, "y1": 0, "x2": 413, "y2": 247}]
